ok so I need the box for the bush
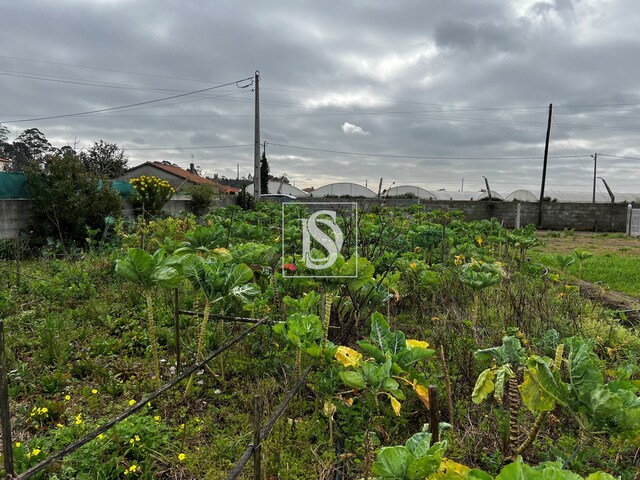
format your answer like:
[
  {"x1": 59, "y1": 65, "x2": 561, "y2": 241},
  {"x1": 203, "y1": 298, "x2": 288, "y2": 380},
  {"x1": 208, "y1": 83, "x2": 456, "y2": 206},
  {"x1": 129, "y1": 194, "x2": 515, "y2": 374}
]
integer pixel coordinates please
[
  {"x1": 26, "y1": 152, "x2": 123, "y2": 252},
  {"x1": 182, "y1": 184, "x2": 218, "y2": 216}
]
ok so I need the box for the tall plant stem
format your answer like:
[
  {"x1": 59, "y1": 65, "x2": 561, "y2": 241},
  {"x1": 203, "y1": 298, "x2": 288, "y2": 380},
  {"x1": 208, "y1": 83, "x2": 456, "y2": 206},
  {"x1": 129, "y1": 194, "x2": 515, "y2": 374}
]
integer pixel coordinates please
[
  {"x1": 516, "y1": 411, "x2": 547, "y2": 455},
  {"x1": 321, "y1": 292, "x2": 333, "y2": 367},
  {"x1": 507, "y1": 374, "x2": 520, "y2": 459},
  {"x1": 440, "y1": 345, "x2": 454, "y2": 427},
  {"x1": 472, "y1": 292, "x2": 480, "y2": 344},
  {"x1": 185, "y1": 301, "x2": 210, "y2": 395},
  {"x1": 145, "y1": 292, "x2": 161, "y2": 387}
]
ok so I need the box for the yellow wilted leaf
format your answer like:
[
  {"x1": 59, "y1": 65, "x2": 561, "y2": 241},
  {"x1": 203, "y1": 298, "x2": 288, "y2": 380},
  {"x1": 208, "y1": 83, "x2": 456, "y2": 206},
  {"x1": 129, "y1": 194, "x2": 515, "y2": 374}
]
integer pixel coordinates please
[
  {"x1": 406, "y1": 339, "x2": 429, "y2": 349},
  {"x1": 429, "y1": 458, "x2": 471, "y2": 479},
  {"x1": 388, "y1": 395, "x2": 401, "y2": 416},
  {"x1": 414, "y1": 383, "x2": 430, "y2": 409},
  {"x1": 344, "y1": 397, "x2": 353, "y2": 407},
  {"x1": 334, "y1": 346, "x2": 362, "y2": 368}
]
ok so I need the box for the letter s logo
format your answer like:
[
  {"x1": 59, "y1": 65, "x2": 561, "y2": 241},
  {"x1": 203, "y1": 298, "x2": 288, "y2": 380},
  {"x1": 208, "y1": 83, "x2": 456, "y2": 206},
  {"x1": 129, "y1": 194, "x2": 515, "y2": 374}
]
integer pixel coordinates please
[{"x1": 300, "y1": 210, "x2": 344, "y2": 270}]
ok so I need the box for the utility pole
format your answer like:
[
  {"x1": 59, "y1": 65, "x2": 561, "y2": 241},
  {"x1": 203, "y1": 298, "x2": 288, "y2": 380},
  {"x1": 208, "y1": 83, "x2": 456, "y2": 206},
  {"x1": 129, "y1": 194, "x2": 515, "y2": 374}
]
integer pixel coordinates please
[
  {"x1": 460, "y1": 178, "x2": 464, "y2": 192},
  {"x1": 538, "y1": 103, "x2": 553, "y2": 227},
  {"x1": 591, "y1": 152, "x2": 598, "y2": 203},
  {"x1": 253, "y1": 71, "x2": 261, "y2": 201}
]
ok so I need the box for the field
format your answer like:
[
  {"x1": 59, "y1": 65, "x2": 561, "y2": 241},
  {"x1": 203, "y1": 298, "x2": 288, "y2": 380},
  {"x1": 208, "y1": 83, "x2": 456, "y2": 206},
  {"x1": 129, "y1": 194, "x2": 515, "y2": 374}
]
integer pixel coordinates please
[{"x1": 1, "y1": 205, "x2": 639, "y2": 480}]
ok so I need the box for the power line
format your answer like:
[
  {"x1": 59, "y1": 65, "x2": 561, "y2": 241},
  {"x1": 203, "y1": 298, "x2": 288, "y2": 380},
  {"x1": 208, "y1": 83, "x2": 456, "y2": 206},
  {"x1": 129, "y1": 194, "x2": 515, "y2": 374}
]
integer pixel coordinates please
[
  {"x1": 0, "y1": 76, "x2": 254, "y2": 124},
  {"x1": 267, "y1": 142, "x2": 582, "y2": 161},
  {"x1": 598, "y1": 153, "x2": 640, "y2": 161},
  {"x1": 123, "y1": 144, "x2": 252, "y2": 151},
  {"x1": 0, "y1": 54, "x2": 214, "y2": 84}
]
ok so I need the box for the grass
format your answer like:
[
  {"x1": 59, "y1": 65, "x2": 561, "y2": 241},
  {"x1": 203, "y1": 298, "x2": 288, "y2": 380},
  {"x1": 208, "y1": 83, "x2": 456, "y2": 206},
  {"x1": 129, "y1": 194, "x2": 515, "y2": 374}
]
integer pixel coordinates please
[{"x1": 533, "y1": 232, "x2": 640, "y2": 298}]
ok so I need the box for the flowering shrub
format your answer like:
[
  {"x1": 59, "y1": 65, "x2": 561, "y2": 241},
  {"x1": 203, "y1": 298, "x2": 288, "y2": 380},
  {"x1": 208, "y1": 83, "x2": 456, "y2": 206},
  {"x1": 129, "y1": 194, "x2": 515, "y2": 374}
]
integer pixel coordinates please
[{"x1": 129, "y1": 175, "x2": 175, "y2": 217}]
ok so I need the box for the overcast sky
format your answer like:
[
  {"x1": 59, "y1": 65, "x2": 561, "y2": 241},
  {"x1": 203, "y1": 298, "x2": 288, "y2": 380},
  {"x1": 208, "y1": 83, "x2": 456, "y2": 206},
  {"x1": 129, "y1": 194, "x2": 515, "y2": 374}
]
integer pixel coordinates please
[{"x1": 2, "y1": 0, "x2": 640, "y2": 194}]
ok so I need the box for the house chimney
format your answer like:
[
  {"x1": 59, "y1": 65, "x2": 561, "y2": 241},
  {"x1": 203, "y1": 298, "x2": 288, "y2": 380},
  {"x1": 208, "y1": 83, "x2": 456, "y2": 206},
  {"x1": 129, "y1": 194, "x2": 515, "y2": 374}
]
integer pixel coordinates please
[{"x1": 189, "y1": 163, "x2": 195, "y2": 174}]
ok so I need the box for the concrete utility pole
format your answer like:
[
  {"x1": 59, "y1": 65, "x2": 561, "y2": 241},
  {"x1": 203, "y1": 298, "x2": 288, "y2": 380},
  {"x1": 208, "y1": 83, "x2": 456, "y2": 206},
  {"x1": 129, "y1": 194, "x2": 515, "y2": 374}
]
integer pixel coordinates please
[
  {"x1": 253, "y1": 71, "x2": 261, "y2": 201},
  {"x1": 599, "y1": 177, "x2": 615, "y2": 203},
  {"x1": 538, "y1": 103, "x2": 553, "y2": 227},
  {"x1": 591, "y1": 152, "x2": 598, "y2": 203},
  {"x1": 483, "y1": 176, "x2": 492, "y2": 200}
]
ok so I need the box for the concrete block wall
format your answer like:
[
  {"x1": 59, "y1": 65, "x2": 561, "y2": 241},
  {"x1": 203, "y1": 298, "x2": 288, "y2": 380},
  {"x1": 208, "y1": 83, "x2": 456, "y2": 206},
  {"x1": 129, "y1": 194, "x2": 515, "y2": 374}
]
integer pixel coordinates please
[
  {"x1": 0, "y1": 200, "x2": 32, "y2": 239},
  {"x1": 293, "y1": 198, "x2": 630, "y2": 232}
]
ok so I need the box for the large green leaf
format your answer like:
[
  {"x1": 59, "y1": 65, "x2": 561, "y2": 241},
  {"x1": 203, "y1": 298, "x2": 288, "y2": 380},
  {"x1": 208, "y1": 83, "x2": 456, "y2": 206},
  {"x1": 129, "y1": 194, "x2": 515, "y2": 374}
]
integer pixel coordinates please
[
  {"x1": 520, "y1": 356, "x2": 568, "y2": 412},
  {"x1": 224, "y1": 263, "x2": 254, "y2": 292},
  {"x1": 394, "y1": 347, "x2": 435, "y2": 369},
  {"x1": 406, "y1": 441, "x2": 447, "y2": 480},
  {"x1": 115, "y1": 248, "x2": 155, "y2": 290},
  {"x1": 339, "y1": 370, "x2": 367, "y2": 390},
  {"x1": 371, "y1": 446, "x2": 413, "y2": 479},
  {"x1": 566, "y1": 337, "x2": 604, "y2": 406},
  {"x1": 358, "y1": 341, "x2": 387, "y2": 363},
  {"x1": 472, "y1": 368, "x2": 495, "y2": 404},
  {"x1": 404, "y1": 432, "x2": 431, "y2": 457},
  {"x1": 370, "y1": 312, "x2": 392, "y2": 351},
  {"x1": 474, "y1": 336, "x2": 525, "y2": 367},
  {"x1": 228, "y1": 283, "x2": 260, "y2": 304},
  {"x1": 494, "y1": 365, "x2": 513, "y2": 404}
]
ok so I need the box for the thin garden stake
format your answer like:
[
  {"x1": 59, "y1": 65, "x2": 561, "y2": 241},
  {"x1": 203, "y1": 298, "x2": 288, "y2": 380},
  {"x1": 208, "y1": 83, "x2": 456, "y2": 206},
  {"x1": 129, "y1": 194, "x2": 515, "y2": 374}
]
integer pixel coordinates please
[
  {"x1": 174, "y1": 289, "x2": 181, "y2": 375},
  {"x1": 0, "y1": 320, "x2": 15, "y2": 478},
  {"x1": 253, "y1": 395, "x2": 262, "y2": 480}
]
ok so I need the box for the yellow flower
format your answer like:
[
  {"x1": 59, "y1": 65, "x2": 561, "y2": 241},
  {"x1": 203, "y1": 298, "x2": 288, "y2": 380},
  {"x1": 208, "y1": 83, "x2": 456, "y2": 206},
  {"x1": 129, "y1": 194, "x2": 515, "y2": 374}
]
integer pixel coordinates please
[
  {"x1": 92, "y1": 389, "x2": 98, "y2": 395},
  {"x1": 15, "y1": 442, "x2": 21, "y2": 448},
  {"x1": 476, "y1": 236, "x2": 484, "y2": 246},
  {"x1": 31, "y1": 448, "x2": 41, "y2": 456},
  {"x1": 178, "y1": 423, "x2": 185, "y2": 431},
  {"x1": 409, "y1": 262, "x2": 417, "y2": 269},
  {"x1": 406, "y1": 339, "x2": 429, "y2": 349},
  {"x1": 41, "y1": 407, "x2": 48, "y2": 414},
  {"x1": 128, "y1": 399, "x2": 136, "y2": 406},
  {"x1": 98, "y1": 434, "x2": 105, "y2": 440},
  {"x1": 75, "y1": 414, "x2": 83, "y2": 425},
  {"x1": 178, "y1": 453, "x2": 186, "y2": 462},
  {"x1": 344, "y1": 397, "x2": 354, "y2": 407},
  {"x1": 64, "y1": 395, "x2": 71, "y2": 401},
  {"x1": 56, "y1": 423, "x2": 64, "y2": 428},
  {"x1": 134, "y1": 435, "x2": 140, "y2": 442},
  {"x1": 334, "y1": 346, "x2": 362, "y2": 368},
  {"x1": 154, "y1": 415, "x2": 161, "y2": 422}
]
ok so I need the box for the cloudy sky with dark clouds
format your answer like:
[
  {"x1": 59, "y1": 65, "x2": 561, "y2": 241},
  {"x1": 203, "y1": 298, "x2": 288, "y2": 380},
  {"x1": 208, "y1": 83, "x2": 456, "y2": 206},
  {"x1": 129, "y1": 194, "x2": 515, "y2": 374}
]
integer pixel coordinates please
[{"x1": 2, "y1": 0, "x2": 640, "y2": 195}]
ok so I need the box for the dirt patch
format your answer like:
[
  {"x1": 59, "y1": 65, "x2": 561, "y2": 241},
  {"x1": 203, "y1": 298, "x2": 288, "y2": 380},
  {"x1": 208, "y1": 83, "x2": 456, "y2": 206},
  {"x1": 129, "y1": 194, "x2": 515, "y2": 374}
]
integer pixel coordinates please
[
  {"x1": 575, "y1": 278, "x2": 640, "y2": 325},
  {"x1": 536, "y1": 232, "x2": 640, "y2": 257}
]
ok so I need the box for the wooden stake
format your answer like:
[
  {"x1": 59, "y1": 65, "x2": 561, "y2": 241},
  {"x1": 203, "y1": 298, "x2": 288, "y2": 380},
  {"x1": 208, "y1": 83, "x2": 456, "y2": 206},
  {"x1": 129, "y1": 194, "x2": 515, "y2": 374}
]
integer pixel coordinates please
[
  {"x1": 253, "y1": 395, "x2": 262, "y2": 480},
  {"x1": 428, "y1": 385, "x2": 439, "y2": 445},
  {"x1": 0, "y1": 320, "x2": 15, "y2": 477}
]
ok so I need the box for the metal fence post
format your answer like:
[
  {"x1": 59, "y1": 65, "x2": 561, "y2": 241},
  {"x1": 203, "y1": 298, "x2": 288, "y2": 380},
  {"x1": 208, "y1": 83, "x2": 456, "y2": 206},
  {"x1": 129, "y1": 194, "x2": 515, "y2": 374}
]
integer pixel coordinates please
[{"x1": 0, "y1": 320, "x2": 15, "y2": 477}]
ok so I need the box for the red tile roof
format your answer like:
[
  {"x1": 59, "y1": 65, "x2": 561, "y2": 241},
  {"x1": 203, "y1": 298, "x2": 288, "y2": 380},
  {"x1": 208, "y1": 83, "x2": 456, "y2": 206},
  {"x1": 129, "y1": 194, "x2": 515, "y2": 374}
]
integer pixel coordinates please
[{"x1": 147, "y1": 162, "x2": 218, "y2": 186}]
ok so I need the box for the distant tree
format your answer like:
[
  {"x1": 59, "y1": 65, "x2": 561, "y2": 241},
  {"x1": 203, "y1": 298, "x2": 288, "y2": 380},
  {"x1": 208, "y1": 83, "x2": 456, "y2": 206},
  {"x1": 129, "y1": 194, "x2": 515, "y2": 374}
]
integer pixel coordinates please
[
  {"x1": 0, "y1": 124, "x2": 11, "y2": 159},
  {"x1": 5, "y1": 128, "x2": 52, "y2": 172},
  {"x1": 25, "y1": 151, "x2": 123, "y2": 252},
  {"x1": 183, "y1": 184, "x2": 218, "y2": 216},
  {"x1": 260, "y1": 151, "x2": 270, "y2": 194},
  {"x1": 0, "y1": 124, "x2": 8, "y2": 144},
  {"x1": 81, "y1": 140, "x2": 128, "y2": 179}
]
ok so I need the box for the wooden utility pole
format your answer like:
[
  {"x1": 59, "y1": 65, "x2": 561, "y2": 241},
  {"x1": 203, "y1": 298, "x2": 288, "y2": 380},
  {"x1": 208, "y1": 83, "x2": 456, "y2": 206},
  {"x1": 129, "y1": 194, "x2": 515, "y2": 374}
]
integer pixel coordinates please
[
  {"x1": 253, "y1": 71, "x2": 261, "y2": 202},
  {"x1": 538, "y1": 103, "x2": 553, "y2": 227}
]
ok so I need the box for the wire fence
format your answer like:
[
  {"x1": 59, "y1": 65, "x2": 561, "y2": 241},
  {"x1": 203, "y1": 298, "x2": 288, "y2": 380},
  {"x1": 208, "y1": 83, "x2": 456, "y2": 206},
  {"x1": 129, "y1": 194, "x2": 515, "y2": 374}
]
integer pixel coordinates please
[{"x1": 1, "y1": 317, "x2": 270, "y2": 479}]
